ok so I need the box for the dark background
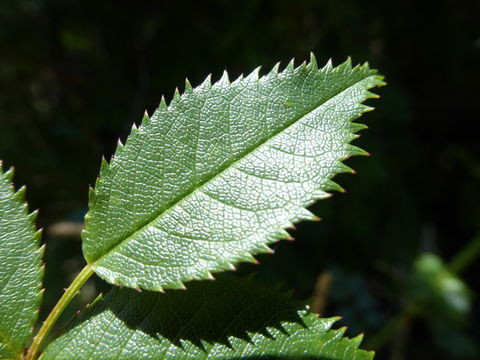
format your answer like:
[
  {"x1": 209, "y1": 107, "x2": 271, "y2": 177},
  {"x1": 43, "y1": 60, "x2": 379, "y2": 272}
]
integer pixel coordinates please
[{"x1": 1, "y1": 0, "x2": 479, "y2": 359}]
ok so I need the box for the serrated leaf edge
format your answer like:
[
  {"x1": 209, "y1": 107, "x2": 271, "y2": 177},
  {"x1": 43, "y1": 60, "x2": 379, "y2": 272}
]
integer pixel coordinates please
[
  {"x1": 85, "y1": 55, "x2": 385, "y2": 291},
  {"x1": 41, "y1": 277, "x2": 373, "y2": 360},
  {"x1": 0, "y1": 162, "x2": 45, "y2": 356}
]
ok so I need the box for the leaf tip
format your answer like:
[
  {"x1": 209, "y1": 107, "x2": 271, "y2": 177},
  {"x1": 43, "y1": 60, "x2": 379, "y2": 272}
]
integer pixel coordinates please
[
  {"x1": 172, "y1": 87, "x2": 181, "y2": 103},
  {"x1": 309, "y1": 52, "x2": 318, "y2": 69},
  {"x1": 4, "y1": 166, "x2": 14, "y2": 182},
  {"x1": 219, "y1": 69, "x2": 230, "y2": 85},
  {"x1": 100, "y1": 156, "x2": 109, "y2": 175},
  {"x1": 246, "y1": 66, "x2": 261, "y2": 81},
  {"x1": 270, "y1": 62, "x2": 281, "y2": 76},
  {"x1": 159, "y1": 95, "x2": 167, "y2": 110},
  {"x1": 286, "y1": 58, "x2": 295, "y2": 72},
  {"x1": 227, "y1": 263, "x2": 237, "y2": 271},
  {"x1": 141, "y1": 110, "x2": 151, "y2": 126},
  {"x1": 184, "y1": 78, "x2": 193, "y2": 93},
  {"x1": 28, "y1": 209, "x2": 39, "y2": 222},
  {"x1": 206, "y1": 272, "x2": 216, "y2": 281},
  {"x1": 344, "y1": 56, "x2": 353, "y2": 70},
  {"x1": 148, "y1": 283, "x2": 165, "y2": 293},
  {"x1": 323, "y1": 58, "x2": 333, "y2": 71},
  {"x1": 200, "y1": 73, "x2": 213, "y2": 89}
]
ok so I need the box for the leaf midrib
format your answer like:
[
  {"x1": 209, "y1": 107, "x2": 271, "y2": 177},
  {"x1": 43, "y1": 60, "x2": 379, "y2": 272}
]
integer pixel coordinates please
[{"x1": 91, "y1": 71, "x2": 376, "y2": 266}]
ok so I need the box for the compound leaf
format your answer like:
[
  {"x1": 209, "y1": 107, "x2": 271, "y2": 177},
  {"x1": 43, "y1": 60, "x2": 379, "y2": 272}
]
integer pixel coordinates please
[
  {"x1": 41, "y1": 276, "x2": 373, "y2": 360},
  {"x1": 83, "y1": 55, "x2": 384, "y2": 291},
  {"x1": 0, "y1": 163, "x2": 43, "y2": 359}
]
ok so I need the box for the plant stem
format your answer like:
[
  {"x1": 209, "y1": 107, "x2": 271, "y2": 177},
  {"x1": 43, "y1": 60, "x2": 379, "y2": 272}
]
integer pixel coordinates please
[
  {"x1": 449, "y1": 234, "x2": 480, "y2": 275},
  {"x1": 26, "y1": 264, "x2": 94, "y2": 360}
]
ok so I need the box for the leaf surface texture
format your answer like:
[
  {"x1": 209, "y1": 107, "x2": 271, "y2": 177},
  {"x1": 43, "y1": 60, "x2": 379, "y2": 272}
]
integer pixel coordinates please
[
  {"x1": 83, "y1": 56, "x2": 384, "y2": 290},
  {"x1": 41, "y1": 276, "x2": 373, "y2": 360},
  {"x1": 0, "y1": 163, "x2": 43, "y2": 359}
]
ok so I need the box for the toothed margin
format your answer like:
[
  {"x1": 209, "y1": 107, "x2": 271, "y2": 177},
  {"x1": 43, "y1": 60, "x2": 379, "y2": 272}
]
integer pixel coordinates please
[
  {"x1": 249, "y1": 290, "x2": 370, "y2": 357},
  {"x1": 84, "y1": 55, "x2": 384, "y2": 292},
  {"x1": 41, "y1": 274, "x2": 373, "y2": 359},
  {"x1": 184, "y1": 78, "x2": 193, "y2": 93},
  {"x1": 223, "y1": 297, "x2": 372, "y2": 357},
  {"x1": 0, "y1": 162, "x2": 44, "y2": 353}
]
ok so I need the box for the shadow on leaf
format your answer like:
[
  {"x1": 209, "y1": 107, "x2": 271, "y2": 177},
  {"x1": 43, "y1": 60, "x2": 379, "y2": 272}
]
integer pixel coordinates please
[
  {"x1": 43, "y1": 275, "x2": 369, "y2": 359},
  {"x1": 86, "y1": 275, "x2": 305, "y2": 349}
]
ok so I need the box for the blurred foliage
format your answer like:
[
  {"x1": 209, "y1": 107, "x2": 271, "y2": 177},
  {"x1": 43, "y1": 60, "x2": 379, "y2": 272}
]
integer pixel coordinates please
[
  {"x1": 0, "y1": 0, "x2": 479, "y2": 359},
  {"x1": 409, "y1": 253, "x2": 471, "y2": 323}
]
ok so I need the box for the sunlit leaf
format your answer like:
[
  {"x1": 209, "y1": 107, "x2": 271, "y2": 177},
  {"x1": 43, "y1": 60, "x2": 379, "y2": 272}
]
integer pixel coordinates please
[{"x1": 83, "y1": 55, "x2": 384, "y2": 291}]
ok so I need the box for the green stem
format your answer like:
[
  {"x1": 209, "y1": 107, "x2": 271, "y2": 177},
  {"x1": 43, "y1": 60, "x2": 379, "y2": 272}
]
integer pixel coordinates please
[
  {"x1": 26, "y1": 264, "x2": 94, "y2": 360},
  {"x1": 449, "y1": 234, "x2": 480, "y2": 275}
]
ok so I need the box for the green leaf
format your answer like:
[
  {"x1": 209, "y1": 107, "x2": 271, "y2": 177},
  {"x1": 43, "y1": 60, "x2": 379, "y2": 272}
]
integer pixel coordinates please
[
  {"x1": 0, "y1": 163, "x2": 43, "y2": 359},
  {"x1": 41, "y1": 276, "x2": 374, "y2": 360},
  {"x1": 83, "y1": 55, "x2": 384, "y2": 291}
]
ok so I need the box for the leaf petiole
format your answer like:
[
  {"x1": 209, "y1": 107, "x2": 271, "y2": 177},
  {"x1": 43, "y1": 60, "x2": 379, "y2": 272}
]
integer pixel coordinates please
[{"x1": 26, "y1": 264, "x2": 94, "y2": 360}]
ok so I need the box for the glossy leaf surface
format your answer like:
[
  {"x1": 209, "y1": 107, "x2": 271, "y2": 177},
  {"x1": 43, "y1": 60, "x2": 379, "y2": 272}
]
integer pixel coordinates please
[
  {"x1": 83, "y1": 56, "x2": 384, "y2": 291},
  {"x1": 0, "y1": 163, "x2": 43, "y2": 359},
  {"x1": 41, "y1": 276, "x2": 373, "y2": 360}
]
